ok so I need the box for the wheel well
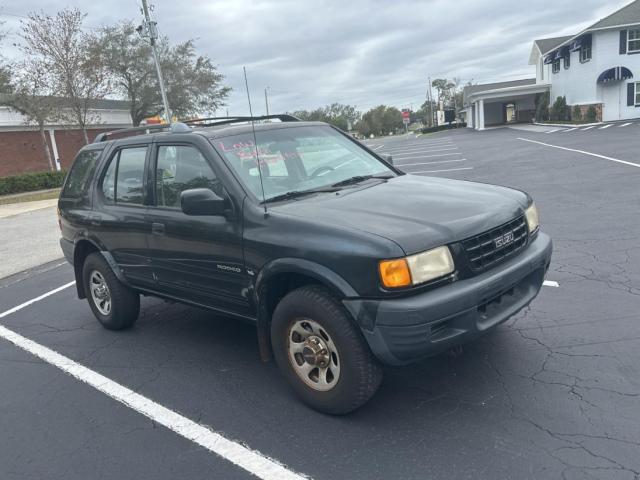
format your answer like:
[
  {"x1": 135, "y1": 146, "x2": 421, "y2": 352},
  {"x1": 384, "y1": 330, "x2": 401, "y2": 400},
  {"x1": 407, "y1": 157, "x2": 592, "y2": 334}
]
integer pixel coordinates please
[
  {"x1": 256, "y1": 272, "x2": 341, "y2": 362},
  {"x1": 73, "y1": 240, "x2": 99, "y2": 298},
  {"x1": 262, "y1": 272, "x2": 338, "y2": 321}
]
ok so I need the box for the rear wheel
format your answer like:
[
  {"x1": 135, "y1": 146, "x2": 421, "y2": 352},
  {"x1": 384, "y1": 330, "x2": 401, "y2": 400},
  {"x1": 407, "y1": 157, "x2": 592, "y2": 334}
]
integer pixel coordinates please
[
  {"x1": 271, "y1": 285, "x2": 382, "y2": 414},
  {"x1": 82, "y1": 253, "x2": 139, "y2": 330}
]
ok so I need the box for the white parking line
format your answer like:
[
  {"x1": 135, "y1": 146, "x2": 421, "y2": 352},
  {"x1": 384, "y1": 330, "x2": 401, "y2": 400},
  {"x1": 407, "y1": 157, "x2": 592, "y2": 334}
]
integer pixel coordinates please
[
  {"x1": 517, "y1": 137, "x2": 640, "y2": 169},
  {"x1": 392, "y1": 153, "x2": 462, "y2": 160},
  {"x1": 618, "y1": 122, "x2": 632, "y2": 128},
  {"x1": 563, "y1": 128, "x2": 578, "y2": 132},
  {"x1": 543, "y1": 280, "x2": 560, "y2": 288},
  {"x1": 371, "y1": 145, "x2": 384, "y2": 151},
  {"x1": 545, "y1": 129, "x2": 563, "y2": 133},
  {"x1": 599, "y1": 124, "x2": 613, "y2": 129},
  {"x1": 391, "y1": 147, "x2": 458, "y2": 156},
  {"x1": 581, "y1": 126, "x2": 596, "y2": 130},
  {"x1": 382, "y1": 142, "x2": 453, "y2": 152},
  {"x1": 0, "y1": 284, "x2": 309, "y2": 480},
  {"x1": 410, "y1": 167, "x2": 473, "y2": 174},
  {"x1": 396, "y1": 159, "x2": 467, "y2": 167}
]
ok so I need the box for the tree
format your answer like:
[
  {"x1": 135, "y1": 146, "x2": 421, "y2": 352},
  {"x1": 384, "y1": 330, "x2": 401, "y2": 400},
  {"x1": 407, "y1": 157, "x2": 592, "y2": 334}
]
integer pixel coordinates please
[
  {"x1": 431, "y1": 78, "x2": 455, "y2": 106},
  {"x1": 93, "y1": 22, "x2": 230, "y2": 126},
  {"x1": 357, "y1": 105, "x2": 403, "y2": 137},
  {"x1": 0, "y1": 22, "x2": 13, "y2": 93},
  {"x1": 585, "y1": 105, "x2": 597, "y2": 122},
  {"x1": 8, "y1": 60, "x2": 62, "y2": 171},
  {"x1": 291, "y1": 103, "x2": 360, "y2": 130},
  {"x1": 20, "y1": 8, "x2": 110, "y2": 144}
]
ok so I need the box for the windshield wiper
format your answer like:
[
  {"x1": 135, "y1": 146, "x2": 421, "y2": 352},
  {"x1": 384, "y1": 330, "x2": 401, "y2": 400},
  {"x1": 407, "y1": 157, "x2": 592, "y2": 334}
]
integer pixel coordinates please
[
  {"x1": 263, "y1": 187, "x2": 338, "y2": 204},
  {"x1": 331, "y1": 174, "x2": 393, "y2": 188}
]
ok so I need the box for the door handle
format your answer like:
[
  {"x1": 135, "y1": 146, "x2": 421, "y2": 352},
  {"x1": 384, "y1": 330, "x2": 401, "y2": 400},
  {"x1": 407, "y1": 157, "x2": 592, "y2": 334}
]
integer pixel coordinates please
[{"x1": 151, "y1": 222, "x2": 165, "y2": 235}]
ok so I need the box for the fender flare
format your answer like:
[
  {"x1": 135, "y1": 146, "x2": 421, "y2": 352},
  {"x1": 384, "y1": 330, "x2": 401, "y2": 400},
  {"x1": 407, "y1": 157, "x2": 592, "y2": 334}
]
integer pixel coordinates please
[
  {"x1": 72, "y1": 236, "x2": 129, "y2": 298},
  {"x1": 253, "y1": 258, "x2": 358, "y2": 362}
]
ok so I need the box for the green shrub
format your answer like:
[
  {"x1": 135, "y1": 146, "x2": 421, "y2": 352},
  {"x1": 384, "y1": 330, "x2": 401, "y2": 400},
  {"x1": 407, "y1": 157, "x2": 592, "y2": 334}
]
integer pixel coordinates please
[
  {"x1": 0, "y1": 170, "x2": 67, "y2": 196},
  {"x1": 421, "y1": 123, "x2": 466, "y2": 134},
  {"x1": 572, "y1": 105, "x2": 582, "y2": 122},
  {"x1": 535, "y1": 92, "x2": 550, "y2": 122},
  {"x1": 550, "y1": 96, "x2": 569, "y2": 122},
  {"x1": 585, "y1": 105, "x2": 597, "y2": 122}
]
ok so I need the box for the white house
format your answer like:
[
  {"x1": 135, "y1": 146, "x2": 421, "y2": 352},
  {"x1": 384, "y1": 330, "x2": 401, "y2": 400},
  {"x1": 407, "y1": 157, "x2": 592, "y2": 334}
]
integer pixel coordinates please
[{"x1": 464, "y1": 0, "x2": 640, "y2": 129}]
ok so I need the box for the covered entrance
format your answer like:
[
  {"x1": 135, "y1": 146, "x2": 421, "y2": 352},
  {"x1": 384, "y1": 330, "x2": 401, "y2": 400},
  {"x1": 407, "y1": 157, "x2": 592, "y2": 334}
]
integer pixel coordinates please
[{"x1": 464, "y1": 80, "x2": 550, "y2": 130}]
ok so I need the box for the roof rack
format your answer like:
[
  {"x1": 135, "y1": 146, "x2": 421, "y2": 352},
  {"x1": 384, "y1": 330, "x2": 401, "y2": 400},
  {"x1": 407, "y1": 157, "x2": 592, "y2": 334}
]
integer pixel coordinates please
[
  {"x1": 182, "y1": 114, "x2": 300, "y2": 128},
  {"x1": 93, "y1": 122, "x2": 191, "y2": 143}
]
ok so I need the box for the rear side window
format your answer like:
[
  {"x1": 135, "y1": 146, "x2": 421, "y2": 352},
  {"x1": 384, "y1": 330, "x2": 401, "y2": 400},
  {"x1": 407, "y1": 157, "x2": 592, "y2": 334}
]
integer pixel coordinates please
[
  {"x1": 62, "y1": 150, "x2": 101, "y2": 198},
  {"x1": 101, "y1": 146, "x2": 148, "y2": 205}
]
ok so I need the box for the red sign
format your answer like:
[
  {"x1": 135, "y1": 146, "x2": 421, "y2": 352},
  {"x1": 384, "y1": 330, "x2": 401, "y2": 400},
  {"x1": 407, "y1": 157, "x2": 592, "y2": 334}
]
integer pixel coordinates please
[{"x1": 401, "y1": 110, "x2": 410, "y2": 119}]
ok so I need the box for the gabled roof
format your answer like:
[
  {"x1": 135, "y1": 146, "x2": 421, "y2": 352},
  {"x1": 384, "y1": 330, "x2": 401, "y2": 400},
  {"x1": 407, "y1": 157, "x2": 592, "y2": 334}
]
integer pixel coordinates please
[
  {"x1": 589, "y1": 0, "x2": 640, "y2": 30},
  {"x1": 534, "y1": 0, "x2": 640, "y2": 56},
  {"x1": 533, "y1": 36, "x2": 574, "y2": 56}
]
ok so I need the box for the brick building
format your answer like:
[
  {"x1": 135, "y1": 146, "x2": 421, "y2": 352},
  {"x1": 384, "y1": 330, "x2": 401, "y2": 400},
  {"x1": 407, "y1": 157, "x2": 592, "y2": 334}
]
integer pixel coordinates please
[{"x1": 0, "y1": 96, "x2": 132, "y2": 177}]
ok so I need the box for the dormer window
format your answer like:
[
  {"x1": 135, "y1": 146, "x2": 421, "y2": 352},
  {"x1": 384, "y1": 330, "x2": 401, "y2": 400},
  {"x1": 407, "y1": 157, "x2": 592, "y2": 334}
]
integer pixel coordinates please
[
  {"x1": 552, "y1": 58, "x2": 561, "y2": 74},
  {"x1": 563, "y1": 54, "x2": 570, "y2": 69},
  {"x1": 628, "y1": 29, "x2": 640, "y2": 53}
]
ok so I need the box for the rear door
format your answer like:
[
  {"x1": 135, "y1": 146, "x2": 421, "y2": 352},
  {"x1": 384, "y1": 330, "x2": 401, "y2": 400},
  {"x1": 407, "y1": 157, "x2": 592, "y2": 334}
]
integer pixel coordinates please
[
  {"x1": 92, "y1": 141, "x2": 155, "y2": 288},
  {"x1": 145, "y1": 139, "x2": 249, "y2": 316}
]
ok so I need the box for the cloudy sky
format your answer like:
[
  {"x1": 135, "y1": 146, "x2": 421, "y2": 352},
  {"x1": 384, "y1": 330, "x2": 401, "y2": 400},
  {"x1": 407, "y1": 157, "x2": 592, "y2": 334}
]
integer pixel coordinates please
[{"x1": 0, "y1": 0, "x2": 631, "y2": 115}]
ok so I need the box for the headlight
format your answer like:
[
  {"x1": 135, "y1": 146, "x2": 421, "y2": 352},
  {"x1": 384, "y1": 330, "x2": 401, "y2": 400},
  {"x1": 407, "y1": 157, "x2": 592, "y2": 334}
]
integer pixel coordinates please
[
  {"x1": 379, "y1": 246, "x2": 454, "y2": 288},
  {"x1": 525, "y1": 203, "x2": 539, "y2": 233}
]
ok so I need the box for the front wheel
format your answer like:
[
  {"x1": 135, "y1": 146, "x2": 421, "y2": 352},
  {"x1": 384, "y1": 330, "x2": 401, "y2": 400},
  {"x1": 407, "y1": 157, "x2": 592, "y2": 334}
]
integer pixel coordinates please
[
  {"x1": 82, "y1": 252, "x2": 140, "y2": 330},
  {"x1": 271, "y1": 286, "x2": 382, "y2": 414}
]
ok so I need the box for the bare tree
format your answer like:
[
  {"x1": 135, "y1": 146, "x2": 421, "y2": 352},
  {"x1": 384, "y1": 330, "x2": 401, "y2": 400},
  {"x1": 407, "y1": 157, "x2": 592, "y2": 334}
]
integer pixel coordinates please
[
  {"x1": 9, "y1": 60, "x2": 62, "y2": 171},
  {"x1": 19, "y1": 8, "x2": 110, "y2": 144}
]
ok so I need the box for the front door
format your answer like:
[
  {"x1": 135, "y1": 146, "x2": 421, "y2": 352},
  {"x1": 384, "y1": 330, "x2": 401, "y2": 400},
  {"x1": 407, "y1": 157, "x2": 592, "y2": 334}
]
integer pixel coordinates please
[{"x1": 145, "y1": 142, "x2": 250, "y2": 317}]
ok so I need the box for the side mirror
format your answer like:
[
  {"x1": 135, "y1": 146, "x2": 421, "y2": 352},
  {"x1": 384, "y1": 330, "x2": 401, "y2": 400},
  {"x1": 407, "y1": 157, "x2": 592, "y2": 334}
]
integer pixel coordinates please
[
  {"x1": 381, "y1": 153, "x2": 394, "y2": 165},
  {"x1": 180, "y1": 188, "x2": 227, "y2": 216}
]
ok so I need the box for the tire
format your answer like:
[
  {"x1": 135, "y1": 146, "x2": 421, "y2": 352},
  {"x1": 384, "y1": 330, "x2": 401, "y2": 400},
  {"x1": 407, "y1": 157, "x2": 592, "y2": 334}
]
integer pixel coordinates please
[
  {"x1": 271, "y1": 285, "x2": 383, "y2": 414},
  {"x1": 82, "y1": 252, "x2": 140, "y2": 330}
]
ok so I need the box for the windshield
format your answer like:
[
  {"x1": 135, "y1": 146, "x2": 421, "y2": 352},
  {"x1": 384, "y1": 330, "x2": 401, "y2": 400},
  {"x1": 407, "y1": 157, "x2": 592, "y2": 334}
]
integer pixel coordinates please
[{"x1": 210, "y1": 125, "x2": 394, "y2": 201}]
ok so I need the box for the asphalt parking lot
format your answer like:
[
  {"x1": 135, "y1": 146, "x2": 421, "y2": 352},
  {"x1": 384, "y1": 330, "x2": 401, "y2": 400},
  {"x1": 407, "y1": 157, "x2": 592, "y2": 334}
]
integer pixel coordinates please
[{"x1": 2, "y1": 125, "x2": 640, "y2": 480}]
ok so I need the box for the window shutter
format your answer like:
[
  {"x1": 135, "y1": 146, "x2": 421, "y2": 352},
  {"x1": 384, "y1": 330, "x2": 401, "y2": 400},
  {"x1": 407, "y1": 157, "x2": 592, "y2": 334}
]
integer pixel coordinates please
[
  {"x1": 620, "y1": 30, "x2": 627, "y2": 54},
  {"x1": 628, "y1": 83, "x2": 635, "y2": 106}
]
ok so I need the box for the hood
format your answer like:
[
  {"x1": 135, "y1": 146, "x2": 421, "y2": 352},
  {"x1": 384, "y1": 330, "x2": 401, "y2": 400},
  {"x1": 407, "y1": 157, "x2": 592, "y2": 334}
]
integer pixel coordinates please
[{"x1": 271, "y1": 175, "x2": 529, "y2": 254}]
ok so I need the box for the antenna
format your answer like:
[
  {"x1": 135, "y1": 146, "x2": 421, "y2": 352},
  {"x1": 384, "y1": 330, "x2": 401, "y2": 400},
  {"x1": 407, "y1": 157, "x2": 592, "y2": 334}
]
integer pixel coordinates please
[{"x1": 243, "y1": 67, "x2": 268, "y2": 217}]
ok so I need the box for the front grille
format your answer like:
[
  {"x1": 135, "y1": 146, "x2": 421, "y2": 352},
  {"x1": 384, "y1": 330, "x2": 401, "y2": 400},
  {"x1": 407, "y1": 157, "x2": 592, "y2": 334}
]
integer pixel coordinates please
[{"x1": 461, "y1": 216, "x2": 528, "y2": 272}]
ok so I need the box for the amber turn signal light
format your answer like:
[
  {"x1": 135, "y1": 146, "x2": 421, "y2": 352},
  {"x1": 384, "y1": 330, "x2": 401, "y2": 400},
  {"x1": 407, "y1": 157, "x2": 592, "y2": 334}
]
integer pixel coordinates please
[{"x1": 378, "y1": 259, "x2": 412, "y2": 288}]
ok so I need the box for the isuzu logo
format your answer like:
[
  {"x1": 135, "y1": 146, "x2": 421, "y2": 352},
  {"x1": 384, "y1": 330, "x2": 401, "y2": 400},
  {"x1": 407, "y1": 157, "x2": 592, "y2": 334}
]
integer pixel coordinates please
[{"x1": 494, "y1": 231, "x2": 515, "y2": 248}]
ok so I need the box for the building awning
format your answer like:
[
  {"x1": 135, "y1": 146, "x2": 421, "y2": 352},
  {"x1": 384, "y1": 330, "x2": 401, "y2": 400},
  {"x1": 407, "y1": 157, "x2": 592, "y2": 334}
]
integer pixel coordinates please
[
  {"x1": 597, "y1": 67, "x2": 633, "y2": 83},
  {"x1": 569, "y1": 34, "x2": 591, "y2": 52},
  {"x1": 545, "y1": 46, "x2": 570, "y2": 63}
]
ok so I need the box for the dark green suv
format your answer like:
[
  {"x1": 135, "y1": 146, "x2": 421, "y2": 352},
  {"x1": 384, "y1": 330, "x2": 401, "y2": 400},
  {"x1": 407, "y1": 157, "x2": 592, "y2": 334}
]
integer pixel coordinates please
[{"x1": 58, "y1": 115, "x2": 552, "y2": 414}]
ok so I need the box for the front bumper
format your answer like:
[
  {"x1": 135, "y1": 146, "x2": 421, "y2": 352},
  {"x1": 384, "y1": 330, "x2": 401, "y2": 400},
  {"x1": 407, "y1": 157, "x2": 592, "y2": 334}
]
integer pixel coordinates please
[{"x1": 343, "y1": 232, "x2": 552, "y2": 366}]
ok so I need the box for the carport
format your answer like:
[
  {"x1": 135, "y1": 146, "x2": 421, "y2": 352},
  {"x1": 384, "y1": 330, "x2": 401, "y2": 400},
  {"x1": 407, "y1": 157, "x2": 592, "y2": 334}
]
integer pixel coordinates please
[{"x1": 463, "y1": 79, "x2": 550, "y2": 131}]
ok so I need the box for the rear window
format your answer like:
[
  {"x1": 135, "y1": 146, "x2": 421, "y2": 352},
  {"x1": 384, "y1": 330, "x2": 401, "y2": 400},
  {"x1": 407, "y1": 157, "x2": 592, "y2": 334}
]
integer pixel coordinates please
[{"x1": 61, "y1": 150, "x2": 102, "y2": 198}]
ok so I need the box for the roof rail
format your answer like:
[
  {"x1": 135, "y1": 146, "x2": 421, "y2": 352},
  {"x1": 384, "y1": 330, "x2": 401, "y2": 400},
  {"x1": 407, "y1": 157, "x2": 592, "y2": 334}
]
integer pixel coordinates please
[
  {"x1": 182, "y1": 114, "x2": 300, "y2": 128},
  {"x1": 92, "y1": 122, "x2": 192, "y2": 143}
]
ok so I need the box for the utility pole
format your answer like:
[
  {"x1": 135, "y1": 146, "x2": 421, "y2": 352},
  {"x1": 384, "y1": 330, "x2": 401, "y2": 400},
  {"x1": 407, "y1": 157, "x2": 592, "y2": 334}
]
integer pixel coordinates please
[
  {"x1": 427, "y1": 76, "x2": 434, "y2": 127},
  {"x1": 138, "y1": 0, "x2": 172, "y2": 124},
  {"x1": 264, "y1": 87, "x2": 270, "y2": 116}
]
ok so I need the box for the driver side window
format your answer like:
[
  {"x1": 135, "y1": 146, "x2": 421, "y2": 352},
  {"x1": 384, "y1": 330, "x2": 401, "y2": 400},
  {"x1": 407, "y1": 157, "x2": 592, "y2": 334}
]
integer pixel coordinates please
[{"x1": 155, "y1": 145, "x2": 220, "y2": 208}]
